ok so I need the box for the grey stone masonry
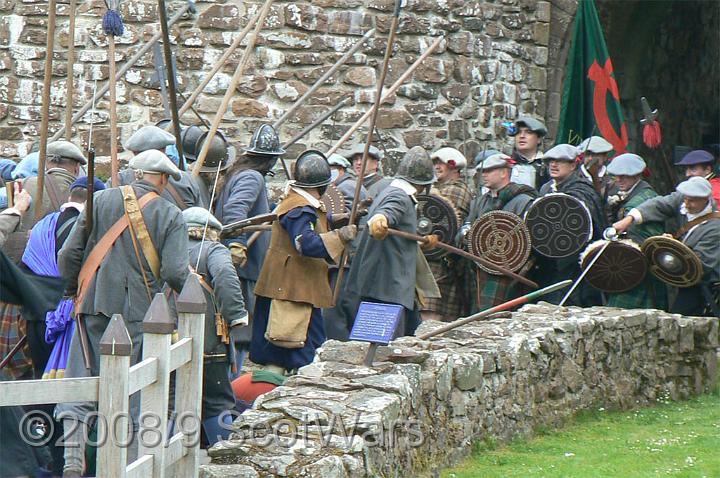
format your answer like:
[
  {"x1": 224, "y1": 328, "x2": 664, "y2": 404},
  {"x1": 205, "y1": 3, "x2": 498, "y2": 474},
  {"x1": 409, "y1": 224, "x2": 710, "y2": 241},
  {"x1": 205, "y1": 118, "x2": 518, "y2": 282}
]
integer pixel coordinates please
[{"x1": 202, "y1": 304, "x2": 718, "y2": 477}]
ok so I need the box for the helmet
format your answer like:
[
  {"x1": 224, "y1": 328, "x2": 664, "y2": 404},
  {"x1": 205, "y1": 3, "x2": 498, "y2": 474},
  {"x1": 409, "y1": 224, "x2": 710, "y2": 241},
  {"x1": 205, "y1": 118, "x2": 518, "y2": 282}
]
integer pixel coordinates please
[
  {"x1": 243, "y1": 124, "x2": 285, "y2": 156},
  {"x1": 396, "y1": 146, "x2": 436, "y2": 186},
  {"x1": 155, "y1": 118, "x2": 172, "y2": 130},
  {"x1": 293, "y1": 150, "x2": 332, "y2": 188},
  {"x1": 194, "y1": 131, "x2": 236, "y2": 173},
  {"x1": 181, "y1": 125, "x2": 204, "y2": 161}
]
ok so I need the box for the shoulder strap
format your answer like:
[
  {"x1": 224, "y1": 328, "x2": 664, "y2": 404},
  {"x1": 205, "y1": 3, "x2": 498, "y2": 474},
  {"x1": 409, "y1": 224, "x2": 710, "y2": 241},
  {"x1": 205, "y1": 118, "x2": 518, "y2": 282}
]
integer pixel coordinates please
[
  {"x1": 674, "y1": 211, "x2": 720, "y2": 239},
  {"x1": 76, "y1": 189, "x2": 159, "y2": 308},
  {"x1": 44, "y1": 175, "x2": 62, "y2": 211},
  {"x1": 123, "y1": 185, "x2": 161, "y2": 280},
  {"x1": 55, "y1": 215, "x2": 79, "y2": 243},
  {"x1": 165, "y1": 183, "x2": 188, "y2": 210}
]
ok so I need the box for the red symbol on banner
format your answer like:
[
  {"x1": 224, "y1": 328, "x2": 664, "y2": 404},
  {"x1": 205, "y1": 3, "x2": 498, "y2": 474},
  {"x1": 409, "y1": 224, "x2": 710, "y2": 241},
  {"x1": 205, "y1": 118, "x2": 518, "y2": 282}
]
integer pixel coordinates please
[{"x1": 588, "y1": 59, "x2": 628, "y2": 154}]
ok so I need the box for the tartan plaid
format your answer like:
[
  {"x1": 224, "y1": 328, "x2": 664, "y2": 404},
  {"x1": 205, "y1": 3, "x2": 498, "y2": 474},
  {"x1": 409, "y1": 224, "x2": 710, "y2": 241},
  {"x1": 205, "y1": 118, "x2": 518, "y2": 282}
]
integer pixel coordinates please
[
  {"x1": 606, "y1": 275, "x2": 668, "y2": 310},
  {"x1": 424, "y1": 180, "x2": 475, "y2": 319},
  {"x1": 474, "y1": 269, "x2": 519, "y2": 312},
  {"x1": 0, "y1": 302, "x2": 32, "y2": 380},
  {"x1": 424, "y1": 257, "x2": 465, "y2": 319},
  {"x1": 434, "y1": 180, "x2": 475, "y2": 219}
]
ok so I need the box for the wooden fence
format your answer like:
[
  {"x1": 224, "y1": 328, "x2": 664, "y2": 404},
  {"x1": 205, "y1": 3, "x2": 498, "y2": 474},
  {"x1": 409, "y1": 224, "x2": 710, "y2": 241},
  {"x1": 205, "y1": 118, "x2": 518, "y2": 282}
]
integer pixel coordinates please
[{"x1": 0, "y1": 274, "x2": 207, "y2": 478}]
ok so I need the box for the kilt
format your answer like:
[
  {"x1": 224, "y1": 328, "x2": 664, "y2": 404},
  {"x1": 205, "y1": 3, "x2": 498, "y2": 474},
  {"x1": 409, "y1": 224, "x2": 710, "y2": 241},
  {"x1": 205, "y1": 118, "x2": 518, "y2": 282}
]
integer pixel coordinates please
[
  {"x1": 0, "y1": 302, "x2": 32, "y2": 380},
  {"x1": 424, "y1": 256, "x2": 465, "y2": 319}
]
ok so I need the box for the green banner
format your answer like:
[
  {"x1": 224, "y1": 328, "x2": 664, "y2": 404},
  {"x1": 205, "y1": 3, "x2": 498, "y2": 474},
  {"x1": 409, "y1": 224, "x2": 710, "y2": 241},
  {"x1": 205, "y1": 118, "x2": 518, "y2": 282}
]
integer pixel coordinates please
[{"x1": 556, "y1": 0, "x2": 628, "y2": 153}]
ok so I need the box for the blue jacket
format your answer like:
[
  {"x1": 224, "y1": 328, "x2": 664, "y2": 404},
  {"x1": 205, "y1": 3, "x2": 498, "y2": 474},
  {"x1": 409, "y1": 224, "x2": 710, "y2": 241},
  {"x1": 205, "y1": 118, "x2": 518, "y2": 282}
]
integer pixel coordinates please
[{"x1": 214, "y1": 169, "x2": 270, "y2": 281}]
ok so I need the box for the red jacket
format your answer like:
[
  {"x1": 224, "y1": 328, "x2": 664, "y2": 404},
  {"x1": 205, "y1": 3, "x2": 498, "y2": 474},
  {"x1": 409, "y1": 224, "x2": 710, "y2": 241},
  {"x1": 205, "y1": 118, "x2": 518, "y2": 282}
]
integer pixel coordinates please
[{"x1": 710, "y1": 176, "x2": 720, "y2": 206}]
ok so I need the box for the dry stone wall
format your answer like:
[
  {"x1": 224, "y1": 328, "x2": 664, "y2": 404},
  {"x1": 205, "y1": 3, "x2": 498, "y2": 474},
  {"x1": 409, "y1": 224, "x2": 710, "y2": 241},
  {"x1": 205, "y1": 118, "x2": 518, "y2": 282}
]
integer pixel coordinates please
[
  {"x1": 0, "y1": 0, "x2": 552, "y2": 173},
  {"x1": 201, "y1": 304, "x2": 718, "y2": 478}
]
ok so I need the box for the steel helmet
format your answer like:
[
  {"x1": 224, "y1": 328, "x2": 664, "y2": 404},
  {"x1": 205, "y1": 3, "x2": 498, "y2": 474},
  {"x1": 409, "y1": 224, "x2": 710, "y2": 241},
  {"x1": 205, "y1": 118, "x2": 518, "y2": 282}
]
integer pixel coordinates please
[
  {"x1": 180, "y1": 125, "x2": 204, "y2": 161},
  {"x1": 396, "y1": 146, "x2": 436, "y2": 186},
  {"x1": 194, "y1": 131, "x2": 236, "y2": 173},
  {"x1": 293, "y1": 150, "x2": 332, "y2": 188},
  {"x1": 243, "y1": 124, "x2": 285, "y2": 156}
]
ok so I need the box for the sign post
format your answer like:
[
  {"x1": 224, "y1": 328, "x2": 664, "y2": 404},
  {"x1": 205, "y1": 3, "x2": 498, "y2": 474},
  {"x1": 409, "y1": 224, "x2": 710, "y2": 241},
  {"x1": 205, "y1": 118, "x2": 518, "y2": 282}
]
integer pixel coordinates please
[{"x1": 349, "y1": 302, "x2": 404, "y2": 367}]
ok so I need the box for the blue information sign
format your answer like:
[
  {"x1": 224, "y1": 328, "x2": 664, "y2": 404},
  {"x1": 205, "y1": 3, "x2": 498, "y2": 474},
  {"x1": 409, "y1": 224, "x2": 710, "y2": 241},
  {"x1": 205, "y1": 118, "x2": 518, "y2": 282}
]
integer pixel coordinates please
[{"x1": 349, "y1": 302, "x2": 403, "y2": 345}]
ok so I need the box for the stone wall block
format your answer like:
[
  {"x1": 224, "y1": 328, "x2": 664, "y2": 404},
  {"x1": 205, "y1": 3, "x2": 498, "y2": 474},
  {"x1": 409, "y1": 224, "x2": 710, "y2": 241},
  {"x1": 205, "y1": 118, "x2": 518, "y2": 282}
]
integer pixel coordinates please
[
  {"x1": 198, "y1": 4, "x2": 241, "y2": 29},
  {"x1": 326, "y1": 11, "x2": 372, "y2": 36},
  {"x1": 284, "y1": 3, "x2": 328, "y2": 32}
]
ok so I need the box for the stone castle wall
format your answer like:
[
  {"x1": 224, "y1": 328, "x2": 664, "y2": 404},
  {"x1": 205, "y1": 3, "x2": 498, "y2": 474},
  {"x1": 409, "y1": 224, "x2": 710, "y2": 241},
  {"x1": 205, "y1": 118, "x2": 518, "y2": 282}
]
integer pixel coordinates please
[
  {"x1": 201, "y1": 305, "x2": 718, "y2": 478},
  {"x1": 1, "y1": 0, "x2": 551, "y2": 173}
]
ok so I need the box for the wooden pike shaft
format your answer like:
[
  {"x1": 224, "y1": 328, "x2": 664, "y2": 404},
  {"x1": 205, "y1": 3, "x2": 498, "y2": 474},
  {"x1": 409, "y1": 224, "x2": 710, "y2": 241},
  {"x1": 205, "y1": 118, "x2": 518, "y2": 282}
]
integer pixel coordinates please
[
  {"x1": 386, "y1": 228, "x2": 539, "y2": 288},
  {"x1": 51, "y1": 4, "x2": 191, "y2": 141},
  {"x1": 108, "y1": 36, "x2": 119, "y2": 187},
  {"x1": 158, "y1": 0, "x2": 185, "y2": 170},
  {"x1": 192, "y1": 0, "x2": 274, "y2": 176},
  {"x1": 272, "y1": 28, "x2": 375, "y2": 130},
  {"x1": 332, "y1": 1, "x2": 401, "y2": 304},
  {"x1": 178, "y1": 7, "x2": 262, "y2": 117},
  {"x1": 417, "y1": 280, "x2": 573, "y2": 340},
  {"x1": 64, "y1": 0, "x2": 77, "y2": 141},
  {"x1": 35, "y1": 0, "x2": 58, "y2": 222},
  {"x1": 282, "y1": 97, "x2": 351, "y2": 151},
  {"x1": 326, "y1": 35, "x2": 445, "y2": 156}
]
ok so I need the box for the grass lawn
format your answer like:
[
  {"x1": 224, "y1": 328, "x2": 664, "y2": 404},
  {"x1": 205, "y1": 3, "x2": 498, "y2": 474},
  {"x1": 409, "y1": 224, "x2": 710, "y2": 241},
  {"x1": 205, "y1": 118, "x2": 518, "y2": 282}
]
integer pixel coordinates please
[{"x1": 444, "y1": 382, "x2": 720, "y2": 477}]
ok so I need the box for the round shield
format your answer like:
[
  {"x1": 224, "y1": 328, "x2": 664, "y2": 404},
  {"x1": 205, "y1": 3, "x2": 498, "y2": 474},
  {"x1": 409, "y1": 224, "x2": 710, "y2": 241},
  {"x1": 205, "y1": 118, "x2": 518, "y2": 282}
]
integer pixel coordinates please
[
  {"x1": 525, "y1": 193, "x2": 592, "y2": 258},
  {"x1": 642, "y1": 236, "x2": 703, "y2": 288},
  {"x1": 580, "y1": 239, "x2": 647, "y2": 293},
  {"x1": 467, "y1": 211, "x2": 531, "y2": 275},
  {"x1": 320, "y1": 183, "x2": 345, "y2": 216},
  {"x1": 416, "y1": 194, "x2": 459, "y2": 260}
]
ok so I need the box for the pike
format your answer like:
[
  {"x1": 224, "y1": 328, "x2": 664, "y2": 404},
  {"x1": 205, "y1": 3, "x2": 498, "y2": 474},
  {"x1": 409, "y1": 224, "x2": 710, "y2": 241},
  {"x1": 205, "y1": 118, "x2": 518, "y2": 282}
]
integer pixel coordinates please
[
  {"x1": 34, "y1": 0, "x2": 58, "y2": 222},
  {"x1": 332, "y1": 0, "x2": 403, "y2": 303},
  {"x1": 192, "y1": 0, "x2": 274, "y2": 176},
  {"x1": 158, "y1": 0, "x2": 186, "y2": 170},
  {"x1": 105, "y1": 0, "x2": 121, "y2": 187},
  {"x1": 326, "y1": 34, "x2": 445, "y2": 156},
  {"x1": 51, "y1": 2, "x2": 193, "y2": 142},
  {"x1": 281, "y1": 98, "x2": 351, "y2": 151},
  {"x1": 418, "y1": 280, "x2": 573, "y2": 340},
  {"x1": 558, "y1": 233, "x2": 616, "y2": 306},
  {"x1": 386, "y1": 228, "x2": 539, "y2": 289},
  {"x1": 64, "y1": 0, "x2": 78, "y2": 141},
  {"x1": 178, "y1": 6, "x2": 263, "y2": 118}
]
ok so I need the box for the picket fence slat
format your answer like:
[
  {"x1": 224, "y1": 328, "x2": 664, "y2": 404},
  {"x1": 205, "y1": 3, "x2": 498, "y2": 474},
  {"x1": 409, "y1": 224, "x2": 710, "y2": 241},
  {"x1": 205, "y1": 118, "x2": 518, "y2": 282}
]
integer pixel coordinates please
[
  {"x1": 128, "y1": 357, "x2": 159, "y2": 395},
  {"x1": 169, "y1": 337, "x2": 193, "y2": 371}
]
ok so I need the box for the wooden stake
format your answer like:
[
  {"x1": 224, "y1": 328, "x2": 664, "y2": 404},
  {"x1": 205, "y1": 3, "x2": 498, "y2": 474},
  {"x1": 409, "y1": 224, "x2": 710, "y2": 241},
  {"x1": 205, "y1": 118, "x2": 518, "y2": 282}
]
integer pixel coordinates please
[
  {"x1": 158, "y1": 0, "x2": 186, "y2": 170},
  {"x1": 192, "y1": 0, "x2": 274, "y2": 176},
  {"x1": 64, "y1": 0, "x2": 77, "y2": 141},
  {"x1": 35, "y1": 0, "x2": 58, "y2": 222}
]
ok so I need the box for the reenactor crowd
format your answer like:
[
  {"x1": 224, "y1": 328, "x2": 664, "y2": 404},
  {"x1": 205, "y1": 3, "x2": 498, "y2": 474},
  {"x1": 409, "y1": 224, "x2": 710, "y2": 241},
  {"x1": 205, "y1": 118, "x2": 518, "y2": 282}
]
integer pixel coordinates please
[{"x1": 0, "y1": 116, "x2": 719, "y2": 477}]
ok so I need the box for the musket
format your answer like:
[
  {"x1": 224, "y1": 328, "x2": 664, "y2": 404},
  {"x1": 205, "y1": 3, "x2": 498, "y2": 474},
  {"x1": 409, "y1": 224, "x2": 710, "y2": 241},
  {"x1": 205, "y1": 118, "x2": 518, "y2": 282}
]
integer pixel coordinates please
[
  {"x1": 386, "y1": 228, "x2": 539, "y2": 289},
  {"x1": 332, "y1": 0, "x2": 403, "y2": 303},
  {"x1": 417, "y1": 280, "x2": 573, "y2": 340},
  {"x1": 34, "y1": 0, "x2": 58, "y2": 222},
  {"x1": 51, "y1": 2, "x2": 193, "y2": 141},
  {"x1": 158, "y1": 0, "x2": 186, "y2": 170},
  {"x1": 192, "y1": 0, "x2": 274, "y2": 176},
  {"x1": 220, "y1": 213, "x2": 277, "y2": 238},
  {"x1": 326, "y1": 34, "x2": 445, "y2": 156}
]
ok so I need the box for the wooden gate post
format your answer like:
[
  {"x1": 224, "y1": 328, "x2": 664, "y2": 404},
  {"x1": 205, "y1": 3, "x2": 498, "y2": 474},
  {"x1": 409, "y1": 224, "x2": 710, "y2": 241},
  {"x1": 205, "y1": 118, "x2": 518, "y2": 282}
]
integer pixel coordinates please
[
  {"x1": 138, "y1": 293, "x2": 175, "y2": 476},
  {"x1": 173, "y1": 274, "x2": 206, "y2": 478},
  {"x1": 97, "y1": 314, "x2": 132, "y2": 478}
]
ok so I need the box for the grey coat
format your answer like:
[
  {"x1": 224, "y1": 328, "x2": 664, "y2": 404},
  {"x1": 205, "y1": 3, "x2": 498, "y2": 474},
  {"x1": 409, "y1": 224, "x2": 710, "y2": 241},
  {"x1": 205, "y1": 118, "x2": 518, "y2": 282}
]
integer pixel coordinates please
[
  {"x1": 117, "y1": 169, "x2": 204, "y2": 209},
  {"x1": 334, "y1": 174, "x2": 367, "y2": 212},
  {"x1": 0, "y1": 211, "x2": 20, "y2": 247},
  {"x1": 214, "y1": 169, "x2": 271, "y2": 281},
  {"x1": 635, "y1": 192, "x2": 720, "y2": 282},
  {"x1": 345, "y1": 184, "x2": 417, "y2": 309},
  {"x1": 188, "y1": 240, "x2": 248, "y2": 356},
  {"x1": 58, "y1": 181, "x2": 189, "y2": 322},
  {"x1": 20, "y1": 168, "x2": 77, "y2": 230},
  {"x1": 364, "y1": 174, "x2": 393, "y2": 199},
  {"x1": 466, "y1": 186, "x2": 535, "y2": 225}
]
